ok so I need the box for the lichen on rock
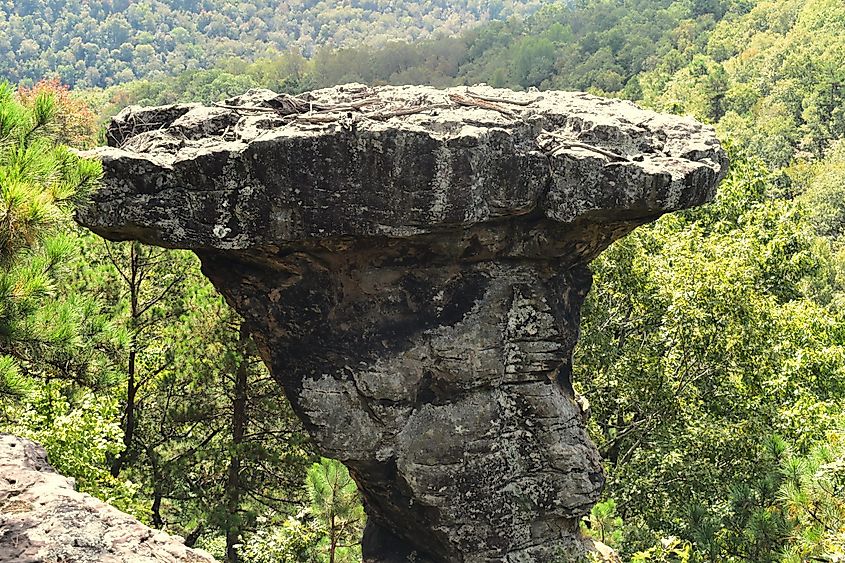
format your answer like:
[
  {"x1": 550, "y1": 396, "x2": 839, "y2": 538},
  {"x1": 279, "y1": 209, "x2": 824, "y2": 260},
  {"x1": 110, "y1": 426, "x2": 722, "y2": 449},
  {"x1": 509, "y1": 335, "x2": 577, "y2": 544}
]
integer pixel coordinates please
[
  {"x1": 76, "y1": 84, "x2": 726, "y2": 562},
  {"x1": 0, "y1": 433, "x2": 216, "y2": 563}
]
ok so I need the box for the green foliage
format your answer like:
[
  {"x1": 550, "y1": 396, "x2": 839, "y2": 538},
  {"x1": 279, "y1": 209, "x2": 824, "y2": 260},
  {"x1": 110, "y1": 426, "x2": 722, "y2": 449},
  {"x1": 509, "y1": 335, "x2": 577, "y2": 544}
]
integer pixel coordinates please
[
  {"x1": 242, "y1": 514, "x2": 323, "y2": 563},
  {"x1": 641, "y1": 0, "x2": 845, "y2": 166},
  {"x1": 306, "y1": 458, "x2": 365, "y2": 563},
  {"x1": 779, "y1": 429, "x2": 845, "y2": 561},
  {"x1": 3, "y1": 77, "x2": 315, "y2": 557},
  {"x1": 600, "y1": 430, "x2": 845, "y2": 561},
  {"x1": 577, "y1": 146, "x2": 845, "y2": 559},
  {"x1": 145, "y1": 280, "x2": 312, "y2": 555},
  {"x1": 631, "y1": 537, "x2": 693, "y2": 562},
  {"x1": 93, "y1": 0, "x2": 742, "y2": 111},
  {"x1": 8, "y1": 384, "x2": 142, "y2": 515},
  {"x1": 240, "y1": 458, "x2": 364, "y2": 563},
  {"x1": 0, "y1": 80, "x2": 133, "y2": 522},
  {"x1": 582, "y1": 499, "x2": 624, "y2": 549},
  {"x1": 0, "y1": 0, "x2": 550, "y2": 88},
  {"x1": 0, "y1": 82, "x2": 120, "y2": 404},
  {"x1": 0, "y1": 82, "x2": 99, "y2": 261},
  {"x1": 794, "y1": 140, "x2": 845, "y2": 241},
  {"x1": 68, "y1": 235, "x2": 314, "y2": 557}
]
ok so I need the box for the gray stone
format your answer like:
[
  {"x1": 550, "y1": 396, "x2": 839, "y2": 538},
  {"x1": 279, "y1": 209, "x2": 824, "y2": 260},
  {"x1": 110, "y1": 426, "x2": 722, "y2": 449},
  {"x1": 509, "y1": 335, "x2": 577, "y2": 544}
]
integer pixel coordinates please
[
  {"x1": 0, "y1": 433, "x2": 216, "y2": 563},
  {"x1": 76, "y1": 84, "x2": 726, "y2": 562}
]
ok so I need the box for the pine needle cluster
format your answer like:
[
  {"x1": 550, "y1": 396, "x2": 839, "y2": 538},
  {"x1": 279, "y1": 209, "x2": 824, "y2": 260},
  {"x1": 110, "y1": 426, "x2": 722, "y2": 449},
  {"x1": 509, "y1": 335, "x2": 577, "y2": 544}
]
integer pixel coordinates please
[{"x1": 0, "y1": 81, "x2": 115, "y2": 401}]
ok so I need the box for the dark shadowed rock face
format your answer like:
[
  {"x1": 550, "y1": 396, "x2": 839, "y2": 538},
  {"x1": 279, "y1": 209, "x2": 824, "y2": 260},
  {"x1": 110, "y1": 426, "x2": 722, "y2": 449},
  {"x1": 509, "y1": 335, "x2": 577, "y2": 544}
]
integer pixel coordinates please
[
  {"x1": 0, "y1": 433, "x2": 215, "y2": 563},
  {"x1": 76, "y1": 84, "x2": 726, "y2": 562}
]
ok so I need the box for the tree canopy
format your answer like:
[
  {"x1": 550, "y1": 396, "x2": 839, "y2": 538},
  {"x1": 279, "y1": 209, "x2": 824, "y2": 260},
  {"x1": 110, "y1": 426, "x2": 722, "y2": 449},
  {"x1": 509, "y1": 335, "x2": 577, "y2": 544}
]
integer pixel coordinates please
[{"x1": 0, "y1": 0, "x2": 554, "y2": 88}]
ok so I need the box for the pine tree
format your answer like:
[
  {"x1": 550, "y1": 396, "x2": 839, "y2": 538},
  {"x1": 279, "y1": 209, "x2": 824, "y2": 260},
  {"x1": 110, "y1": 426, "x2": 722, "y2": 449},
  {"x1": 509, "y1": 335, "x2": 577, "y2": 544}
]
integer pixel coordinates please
[
  {"x1": 0, "y1": 81, "x2": 111, "y2": 400},
  {"x1": 0, "y1": 81, "x2": 133, "y2": 511},
  {"x1": 779, "y1": 430, "x2": 845, "y2": 561},
  {"x1": 306, "y1": 458, "x2": 365, "y2": 563}
]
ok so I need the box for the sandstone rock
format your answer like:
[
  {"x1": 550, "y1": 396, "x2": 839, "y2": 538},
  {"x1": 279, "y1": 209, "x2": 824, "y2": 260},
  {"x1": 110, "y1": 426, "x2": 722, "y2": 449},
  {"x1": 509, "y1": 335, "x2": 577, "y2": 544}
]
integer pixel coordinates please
[
  {"x1": 76, "y1": 84, "x2": 726, "y2": 562},
  {"x1": 0, "y1": 433, "x2": 216, "y2": 563}
]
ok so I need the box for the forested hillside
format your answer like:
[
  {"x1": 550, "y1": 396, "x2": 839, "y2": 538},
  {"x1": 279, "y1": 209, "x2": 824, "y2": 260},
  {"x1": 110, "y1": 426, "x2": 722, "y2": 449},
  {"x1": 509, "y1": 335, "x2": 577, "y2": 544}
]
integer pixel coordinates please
[
  {"x1": 642, "y1": 0, "x2": 845, "y2": 167},
  {"x1": 97, "y1": 0, "x2": 739, "y2": 108},
  {"x1": 2, "y1": 0, "x2": 845, "y2": 561},
  {"x1": 0, "y1": 0, "x2": 553, "y2": 88}
]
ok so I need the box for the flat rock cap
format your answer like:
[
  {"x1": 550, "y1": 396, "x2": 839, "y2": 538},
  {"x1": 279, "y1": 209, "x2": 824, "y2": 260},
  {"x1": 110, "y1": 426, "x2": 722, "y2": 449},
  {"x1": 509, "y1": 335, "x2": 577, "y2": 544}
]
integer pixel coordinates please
[{"x1": 77, "y1": 84, "x2": 727, "y2": 252}]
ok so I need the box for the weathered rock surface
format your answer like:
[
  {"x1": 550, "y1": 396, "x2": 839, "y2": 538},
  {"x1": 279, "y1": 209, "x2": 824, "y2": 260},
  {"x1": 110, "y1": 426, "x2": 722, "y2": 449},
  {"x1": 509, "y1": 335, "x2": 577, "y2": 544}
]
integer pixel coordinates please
[
  {"x1": 0, "y1": 433, "x2": 216, "y2": 563},
  {"x1": 76, "y1": 84, "x2": 726, "y2": 562}
]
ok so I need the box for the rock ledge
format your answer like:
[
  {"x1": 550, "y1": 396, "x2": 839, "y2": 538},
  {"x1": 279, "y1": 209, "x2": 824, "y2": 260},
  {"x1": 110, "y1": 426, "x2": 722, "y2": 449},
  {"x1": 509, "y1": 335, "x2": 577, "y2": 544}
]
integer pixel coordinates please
[{"x1": 0, "y1": 433, "x2": 215, "y2": 563}]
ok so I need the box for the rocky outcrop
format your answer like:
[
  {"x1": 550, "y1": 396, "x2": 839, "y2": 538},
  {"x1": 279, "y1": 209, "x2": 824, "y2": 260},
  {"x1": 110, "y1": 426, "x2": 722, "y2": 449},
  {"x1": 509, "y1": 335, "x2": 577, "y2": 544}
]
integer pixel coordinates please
[
  {"x1": 76, "y1": 84, "x2": 726, "y2": 562},
  {"x1": 0, "y1": 433, "x2": 215, "y2": 563}
]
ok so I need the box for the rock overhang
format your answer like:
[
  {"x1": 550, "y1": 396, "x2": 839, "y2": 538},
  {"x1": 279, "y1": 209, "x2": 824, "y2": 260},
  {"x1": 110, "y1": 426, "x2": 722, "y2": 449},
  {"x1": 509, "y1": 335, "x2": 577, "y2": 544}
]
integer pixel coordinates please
[
  {"x1": 77, "y1": 83, "x2": 726, "y2": 258},
  {"x1": 75, "y1": 84, "x2": 727, "y2": 563}
]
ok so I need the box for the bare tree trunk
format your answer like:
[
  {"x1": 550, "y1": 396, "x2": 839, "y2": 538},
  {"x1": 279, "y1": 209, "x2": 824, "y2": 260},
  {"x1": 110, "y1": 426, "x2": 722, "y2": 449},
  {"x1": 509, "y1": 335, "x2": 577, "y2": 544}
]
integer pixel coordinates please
[
  {"x1": 225, "y1": 322, "x2": 249, "y2": 563},
  {"x1": 184, "y1": 524, "x2": 204, "y2": 547},
  {"x1": 111, "y1": 243, "x2": 140, "y2": 477},
  {"x1": 149, "y1": 445, "x2": 164, "y2": 528},
  {"x1": 330, "y1": 513, "x2": 337, "y2": 563}
]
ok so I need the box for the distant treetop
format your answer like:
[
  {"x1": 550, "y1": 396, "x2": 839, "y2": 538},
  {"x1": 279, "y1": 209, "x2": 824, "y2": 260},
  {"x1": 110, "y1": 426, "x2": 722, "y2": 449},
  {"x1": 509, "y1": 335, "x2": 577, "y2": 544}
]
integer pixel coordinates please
[{"x1": 0, "y1": 0, "x2": 556, "y2": 88}]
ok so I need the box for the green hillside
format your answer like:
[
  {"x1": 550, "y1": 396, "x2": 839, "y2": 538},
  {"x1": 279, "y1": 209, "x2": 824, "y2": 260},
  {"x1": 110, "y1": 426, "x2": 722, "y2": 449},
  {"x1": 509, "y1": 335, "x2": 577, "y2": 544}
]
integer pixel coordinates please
[
  {"x1": 98, "y1": 0, "x2": 742, "y2": 107},
  {"x1": 0, "y1": 0, "x2": 553, "y2": 87},
  {"x1": 641, "y1": 0, "x2": 845, "y2": 166}
]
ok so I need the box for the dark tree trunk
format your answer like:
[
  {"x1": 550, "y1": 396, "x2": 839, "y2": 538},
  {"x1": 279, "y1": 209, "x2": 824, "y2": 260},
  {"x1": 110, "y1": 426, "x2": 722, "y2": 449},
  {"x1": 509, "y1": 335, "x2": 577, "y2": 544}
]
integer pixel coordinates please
[
  {"x1": 149, "y1": 446, "x2": 164, "y2": 528},
  {"x1": 225, "y1": 322, "x2": 249, "y2": 563},
  {"x1": 329, "y1": 513, "x2": 337, "y2": 563},
  {"x1": 184, "y1": 524, "x2": 204, "y2": 547},
  {"x1": 111, "y1": 243, "x2": 140, "y2": 477}
]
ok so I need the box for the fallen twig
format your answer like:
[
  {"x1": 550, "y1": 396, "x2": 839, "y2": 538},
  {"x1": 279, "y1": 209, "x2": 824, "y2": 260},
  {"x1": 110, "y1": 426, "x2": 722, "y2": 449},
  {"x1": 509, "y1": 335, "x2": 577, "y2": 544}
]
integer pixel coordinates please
[
  {"x1": 466, "y1": 90, "x2": 540, "y2": 106},
  {"x1": 538, "y1": 132, "x2": 629, "y2": 162},
  {"x1": 448, "y1": 93, "x2": 516, "y2": 117},
  {"x1": 367, "y1": 103, "x2": 452, "y2": 121},
  {"x1": 213, "y1": 96, "x2": 381, "y2": 116},
  {"x1": 212, "y1": 102, "x2": 278, "y2": 113}
]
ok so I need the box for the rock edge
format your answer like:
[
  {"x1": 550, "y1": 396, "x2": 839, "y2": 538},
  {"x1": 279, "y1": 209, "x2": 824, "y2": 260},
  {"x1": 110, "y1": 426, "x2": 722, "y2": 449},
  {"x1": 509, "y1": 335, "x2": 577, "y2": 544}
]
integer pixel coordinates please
[{"x1": 0, "y1": 433, "x2": 216, "y2": 563}]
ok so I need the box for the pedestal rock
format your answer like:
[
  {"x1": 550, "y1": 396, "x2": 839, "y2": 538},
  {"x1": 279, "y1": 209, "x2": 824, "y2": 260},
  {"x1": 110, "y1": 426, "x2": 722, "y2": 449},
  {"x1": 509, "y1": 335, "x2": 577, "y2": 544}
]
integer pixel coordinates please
[{"x1": 76, "y1": 84, "x2": 727, "y2": 562}]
